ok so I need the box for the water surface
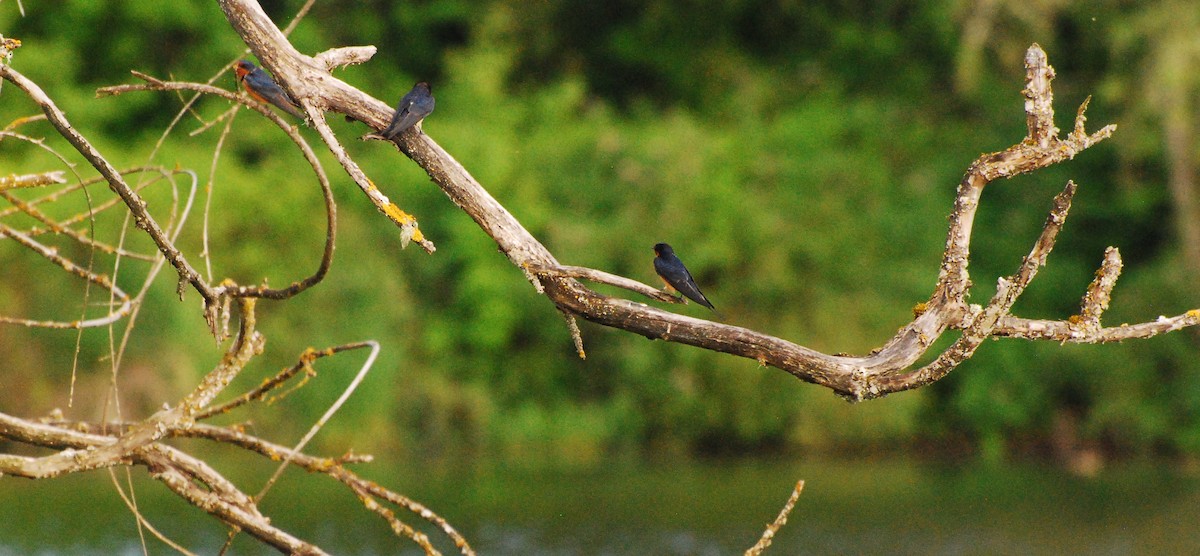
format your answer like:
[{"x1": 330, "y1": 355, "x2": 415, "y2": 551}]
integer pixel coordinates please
[{"x1": 0, "y1": 457, "x2": 1195, "y2": 554}]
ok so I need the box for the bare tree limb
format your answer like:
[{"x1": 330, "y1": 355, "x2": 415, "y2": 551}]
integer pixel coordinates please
[
  {"x1": 211, "y1": 3, "x2": 1194, "y2": 401},
  {"x1": 527, "y1": 263, "x2": 685, "y2": 304},
  {"x1": 314, "y1": 45, "x2": 376, "y2": 71},
  {"x1": 216, "y1": 0, "x2": 435, "y2": 253},
  {"x1": 1, "y1": 331, "x2": 471, "y2": 555},
  {"x1": 873, "y1": 181, "x2": 1077, "y2": 394},
  {"x1": 0, "y1": 13, "x2": 471, "y2": 556}
]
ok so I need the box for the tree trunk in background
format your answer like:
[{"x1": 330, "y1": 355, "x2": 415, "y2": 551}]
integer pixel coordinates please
[{"x1": 1163, "y1": 90, "x2": 1200, "y2": 275}]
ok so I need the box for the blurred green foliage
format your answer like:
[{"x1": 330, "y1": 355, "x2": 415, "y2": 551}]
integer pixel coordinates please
[{"x1": 0, "y1": 1, "x2": 1196, "y2": 464}]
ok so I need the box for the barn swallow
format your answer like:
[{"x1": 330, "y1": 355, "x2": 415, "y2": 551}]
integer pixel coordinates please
[
  {"x1": 234, "y1": 60, "x2": 305, "y2": 119},
  {"x1": 382, "y1": 82, "x2": 435, "y2": 139},
  {"x1": 653, "y1": 243, "x2": 716, "y2": 312}
]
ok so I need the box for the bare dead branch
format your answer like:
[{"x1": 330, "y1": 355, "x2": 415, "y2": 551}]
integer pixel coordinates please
[
  {"x1": 99, "y1": 74, "x2": 338, "y2": 300},
  {"x1": 249, "y1": 341, "x2": 380, "y2": 521},
  {"x1": 314, "y1": 46, "x2": 376, "y2": 71},
  {"x1": 0, "y1": 221, "x2": 133, "y2": 328},
  {"x1": 0, "y1": 300, "x2": 259, "y2": 479},
  {"x1": 745, "y1": 480, "x2": 805, "y2": 556},
  {"x1": 0, "y1": 409, "x2": 325, "y2": 553},
  {"x1": 996, "y1": 311, "x2": 1200, "y2": 342},
  {"x1": 195, "y1": 342, "x2": 372, "y2": 420},
  {"x1": 0, "y1": 170, "x2": 65, "y2": 189},
  {"x1": 873, "y1": 181, "x2": 1077, "y2": 394},
  {"x1": 12, "y1": 410, "x2": 466, "y2": 556},
  {"x1": 144, "y1": 449, "x2": 326, "y2": 555},
  {"x1": 527, "y1": 263, "x2": 684, "y2": 304},
  {"x1": 1, "y1": 333, "x2": 466, "y2": 554},
  {"x1": 1, "y1": 11, "x2": 470, "y2": 556},
  {"x1": 0, "y1": 166, "x2": 164, "y2": 224},
  {"x1": 332, "y1": 468, "x2": 477, "y2": 556},
  {"x1": 1080, "y1": 247, "x2": 1123, "y2": 326},
  {"x1": 308, "y1": 108, "x2": 435, "y2": 252},
  {"x1": 216, "y1": 0, "x2": 436, "y2": 254},
  {"x1": 0, "y1": 65, "x2": 220, "y2": 315},
  {"x1": 346, "y1": 480, "x2": 442, "y2": 556},
  {"x1": 560, "y1": 309, "x2": 587, "y2": 359},
  {"x1": 214, "y1": 3, "x2": 1192, "y2": 401},
  {"x1": 1, "y1": 189, "x2": 155, "y2": 261}
]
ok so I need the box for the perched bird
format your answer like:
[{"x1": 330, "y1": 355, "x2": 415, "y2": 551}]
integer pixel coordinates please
[
  {"x1": 234, "y1": 60, "x2": 304, "y2": 119},
  {"x1": 653, "y1": 242, "x2": 716, "y2": 312},
  {"x1": 382, "y1": 82, "x2": 435, "y2": 139}
]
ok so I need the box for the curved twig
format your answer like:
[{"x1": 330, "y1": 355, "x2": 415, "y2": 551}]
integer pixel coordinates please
[
  {"x1": 0, "y1": 222, "x2": 133, "y2": 328},
  {"x1": 99, "y1": 73, "x2": 337, "y2": 300}
]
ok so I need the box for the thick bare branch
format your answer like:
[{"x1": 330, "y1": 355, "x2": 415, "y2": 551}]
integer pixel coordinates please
[
  {"x1": 211, "y1": 4, "x2": 1191, "y2": 400},
  {"x1": 216, "y1": 0, "x2": 435, "y2": 253},
  {"x1": 143, "y1": 449, "x2": 326, "y2": 555},
  {"x1": 876, "y1": 181, "x2": 1077, "y2": 393}
]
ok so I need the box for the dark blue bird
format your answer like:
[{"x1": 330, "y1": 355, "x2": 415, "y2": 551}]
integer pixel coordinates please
[
  {"x1": 653, "y1": 243, "x2": 716, "y2": 312},
  {"x1": 382, "y1": 82, "x2": 435, "y2": 139},
  {"x1": 235, "y1": 60, "x2": 304, "y2": 119}
]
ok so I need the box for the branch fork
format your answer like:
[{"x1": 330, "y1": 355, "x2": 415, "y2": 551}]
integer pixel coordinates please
[{"x1": 209, "y1": 25, "x2": 1189, "y2": 400}]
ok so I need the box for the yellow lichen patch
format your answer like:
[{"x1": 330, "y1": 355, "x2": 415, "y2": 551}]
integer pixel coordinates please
[
  {"x1": 1187, "y1": 309, "x2": 1200, "y2": 319},
  {"x1": 312, "y1": 459, "x2": 335, "y2": 472},
  {"x1": 912, "y1": 302, "x2": 928, "y2": 318},
  {"x1": 299, "y1": 346, "x2": 320, "y2": 363},
  {"x1": 0, "y1": 36, "x2": 20, "y2": 63},
  {"x1": 381, "y1": 201, "x2": 416, "y2": 226},
  {"x1": 409, "y1": 226, "x2": 426, "y2": 243},
  {"x1": 1067, "y1": 314, "x2": 1083, "y2": 325}
]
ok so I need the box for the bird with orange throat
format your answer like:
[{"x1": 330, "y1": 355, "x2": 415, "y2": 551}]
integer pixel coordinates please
[{"x1": 235, "y1": 60, "x2": 304, "y2": 120}]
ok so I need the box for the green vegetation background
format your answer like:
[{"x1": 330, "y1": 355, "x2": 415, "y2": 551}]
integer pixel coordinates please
[{"x1": 1, "y1": 1, "x2": 1197, "y2": 465}]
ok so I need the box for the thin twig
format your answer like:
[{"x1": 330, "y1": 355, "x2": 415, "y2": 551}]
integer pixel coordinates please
[
  {"x1": 256, "y1": 341, "x2": 380, "y2": 498},
  {"x1": 745, "y1": 480, "x2": 805, "y2": 556},
  {"x1": 0, "y1": 65, "x2": 220, "y2": 313},
  {"x1": 1077, "y1": 247, "x2": 1122, "y2": 330},
  {"x1": 527, "y1": 263, "x2": 683, "y2": 304},
  {"x1": 0, "y1": 170, "x2": 66, "y2": 189},
  {"x1": 0, "y1": 222, "x2": 133, "y2": 328}
]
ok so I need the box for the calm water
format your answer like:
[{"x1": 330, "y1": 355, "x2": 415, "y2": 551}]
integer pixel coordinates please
[{"x1": 0, "y1": 456, "x2": 1197, "y2": 554}]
